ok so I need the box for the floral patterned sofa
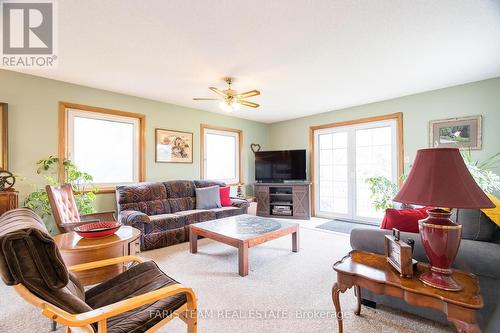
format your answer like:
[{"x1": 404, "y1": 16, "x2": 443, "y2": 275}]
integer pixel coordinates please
[{"x1": 116, "y1": 180, "x2": 249, "y2": 251}]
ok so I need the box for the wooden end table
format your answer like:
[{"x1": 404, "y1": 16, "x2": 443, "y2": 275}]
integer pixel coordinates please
[
  {"x1": 332, "y1": 250, "x2": 483, "y2": 333},
  {"x1": 54, "y1": 226, "x2": 141, "y2": 285},
  {"x1": 189, "y1": 214, "x2": 299, "y2": 276}
]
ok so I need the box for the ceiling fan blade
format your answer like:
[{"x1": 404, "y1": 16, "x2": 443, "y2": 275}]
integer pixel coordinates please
[
  {"x1": 238, "y1": 90, "x2": 260, "y2": 99},
  {"x1": 209, "y1": 87, "x2": 228, "y2": 97},
  {"x1": 240, "y1": 100, "x2": 260, "y2": 108},
  {"x1": 193, "y1": 98, "x2": 220, "y2": 101}
]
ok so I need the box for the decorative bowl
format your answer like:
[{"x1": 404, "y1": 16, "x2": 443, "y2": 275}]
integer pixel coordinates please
[{"x1": 74, "y1": 221, "x2": 121, "y2": 239}]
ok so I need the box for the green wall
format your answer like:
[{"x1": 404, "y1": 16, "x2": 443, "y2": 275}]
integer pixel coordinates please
[
  {"x1": 269, "y1": 77, "x2": 500, "y2": 177},
  {"x1": 0, "y1": 69, "x2": 270, "y2": 213}
]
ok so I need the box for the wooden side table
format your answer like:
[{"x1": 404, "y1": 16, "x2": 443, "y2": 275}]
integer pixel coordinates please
[
  {"x1": 332, "y1": 250, "x2": 483, "y2": 333},
  {"x1": 0, "y1": 189, "x2": 18, "y2": 215},
  {"x1": 54, "y1": 226, "x2": 141, "y2": 285}
]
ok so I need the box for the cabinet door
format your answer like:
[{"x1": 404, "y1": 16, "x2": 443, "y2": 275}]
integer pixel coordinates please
[
  {"x1": 255, "y1": 186, "x2": 269, "y2": 216},
  {"x1": 293, "y1": 186, "x2": 310, "y2": 219}
]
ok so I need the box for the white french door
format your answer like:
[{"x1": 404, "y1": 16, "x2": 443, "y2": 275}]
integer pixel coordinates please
[{"x1": 314, "y1": 119, "x2": 399, "y2": 223}]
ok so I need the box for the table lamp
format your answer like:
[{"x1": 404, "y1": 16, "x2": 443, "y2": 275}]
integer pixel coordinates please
[{"x1": 393, "y1": 148, "x2": 495, "y2": 291}]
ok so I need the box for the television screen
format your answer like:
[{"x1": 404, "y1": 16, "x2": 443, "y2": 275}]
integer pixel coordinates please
[{"x1": 255, "y1": 150, "x2": 306, "y2": 182}]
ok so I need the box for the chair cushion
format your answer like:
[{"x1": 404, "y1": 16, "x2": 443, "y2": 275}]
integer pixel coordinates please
[
  {"x1": 145, "y1": 214, "x2": 185, "y2": 233},
  {"x1": 451, "y1": 208, "x2": 498, "y2": 241},
  {"x1": 173, "y1": 209, "x2": 215, "y2": 225},
  {"x1": 194, "y1": 180, "x2": 226, "y2": 188},
  {"x1": 195, "y1": 186, "x2": 221, "y2": 210},
  {"x1": 0, "y1": 209, "x2": 91, "y2": 314},
  {"x1": 209, "y1": 207, "x2": 242, "y2": 219},
  {"x1": 85, "y1": 261, "x2": 187, "y2": 333}
]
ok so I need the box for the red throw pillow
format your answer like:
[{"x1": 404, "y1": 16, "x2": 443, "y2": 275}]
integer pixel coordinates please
[
  {"x1": 219, "y1": 186, "x2": 232, "y2": 207},
  {"x1": 380, "y1": 207, "x2": 430, "y2": 233}
]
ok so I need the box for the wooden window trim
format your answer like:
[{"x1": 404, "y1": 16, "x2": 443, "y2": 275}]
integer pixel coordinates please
[
  {"x1": 58, "y1": 101, "x2": 146, "y2": 194},
  {"x1": 200, "y1": 123, "x2": 243, "y2": 186},
  {"x1": 0, "y1": 103, "x2": 8, "y2": 170},
  {"x1": 309, "y1": 112, "x2": 404, "y2": 216}
]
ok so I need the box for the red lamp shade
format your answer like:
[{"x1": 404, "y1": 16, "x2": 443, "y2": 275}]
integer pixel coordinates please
[{"x1": 394, "y1": 148, "x2": 494, "y2": 209}]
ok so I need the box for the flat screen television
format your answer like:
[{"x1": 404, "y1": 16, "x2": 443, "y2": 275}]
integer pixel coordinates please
[{"x1": 255, "y1": 149, "x2": 306, "y2": 183}]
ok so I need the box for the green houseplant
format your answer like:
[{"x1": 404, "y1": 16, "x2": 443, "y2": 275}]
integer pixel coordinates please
[
  {"x1": 366, "y1": 151, "x2": 500, "y2": 212},
  {"x1": 24, "y1": 156, "x2": 97, "y2": 234}
]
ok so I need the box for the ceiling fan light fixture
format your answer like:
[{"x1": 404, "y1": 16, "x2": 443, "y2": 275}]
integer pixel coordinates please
[{"x1": 219, "y1": 100, "x2": 240, "y2": 112}]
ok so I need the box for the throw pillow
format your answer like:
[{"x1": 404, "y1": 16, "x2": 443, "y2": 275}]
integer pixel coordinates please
[
  {"x1": 219, "y1": 186, "x2": 232, "y2": 207},
  {"x1": 380, "y1": 207, "x2": 430, "y2": 234},
  {"x1": 196, "y1": 185, "x2": 221, "y2": 209}
]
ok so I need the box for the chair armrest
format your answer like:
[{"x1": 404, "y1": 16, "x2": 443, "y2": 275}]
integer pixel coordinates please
[
  {"x1": 230, "y1": 197, "x2": 249, "y2": 209},
  {"x1": 40, "y1": 283, "x2": 197, "y2": 327},
  {"x1": 68, "y1": 256, "x2": 145, "y2": 272},
  {"x1": 81, "y1": 211, "x2": 116, "y2": 222}
]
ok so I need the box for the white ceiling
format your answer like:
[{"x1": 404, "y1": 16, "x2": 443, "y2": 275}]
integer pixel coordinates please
[{"x1": 5, "y1": 0, "x2": 500, "y2": 123}]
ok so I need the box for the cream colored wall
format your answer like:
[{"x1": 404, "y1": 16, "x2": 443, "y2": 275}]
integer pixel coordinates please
[
  {"x1": 268, "y1": 77, "x2": 500, "y2": 178},
  {"x1": 0, "y1": 69, "x2": 270, "y2": 212}
]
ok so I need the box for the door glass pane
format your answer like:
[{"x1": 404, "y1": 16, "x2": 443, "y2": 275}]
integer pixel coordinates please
[
  {"x1": 318, "y1": 131, "x2": 348, "y2": 214},
  {"x1": 73, "y1": 116, "x2": 135, "y2": 183},
  {"x1": 355, "y1": 126, "x2": 393, "y2": 219},
  {"x1": 206, "y1": 132, "x2": 237, "y2": 181}
]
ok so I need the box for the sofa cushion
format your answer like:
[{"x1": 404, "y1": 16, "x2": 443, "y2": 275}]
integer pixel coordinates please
[
  {"x1": 173, "y1": 209, "x2": 215, "y2": 225},
  {"x1": 194, "y1": 180, "x2": 226, "y2": 188},
  {"x1": 196, "y1": 186, "x2": 221, "y2": 209},
  {"x1": 168, "y1": 197, "x2": 196, "y2": 212},
  {"x1": 163, "y1": 180, "x2": 195, "y2": 198},
  {"x1": 116, "y1": 182, "x2": 170, "y2": 215},
  {"x1": 145, "y1": 214, "x2": 185, "y2": 233},
  {"x1": 451, "y1": 208, "x2": 497, "y2": 242},
  {"x1": 210, "y1": 206, "x2": 242, "y2": 219},
  {"x1": 85, "y1": 261, "x2": 187, "y2": 333}
]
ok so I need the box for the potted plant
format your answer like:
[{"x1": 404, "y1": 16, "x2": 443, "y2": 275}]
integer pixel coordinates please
[{"x1": 23, "y1": 156, "x2": 97, "y2": 234}]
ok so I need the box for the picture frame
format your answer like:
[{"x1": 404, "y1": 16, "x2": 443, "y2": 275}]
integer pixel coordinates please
[
  {"x1": 155, "y1": 128, "x2": 193, "y2": 163},
  {"x1": 429, "y1": 115, "x2": 482, "y2": 150}
]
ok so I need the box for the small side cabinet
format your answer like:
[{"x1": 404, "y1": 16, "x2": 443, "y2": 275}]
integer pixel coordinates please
[{"x1": 0, "y1": 190, "x2": 19, "y2": 215}]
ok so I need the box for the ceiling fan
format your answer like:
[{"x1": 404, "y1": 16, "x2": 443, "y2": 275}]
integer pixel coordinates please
[{"x1": 193, "y1": 77, "x2": 260, "y2": 112}]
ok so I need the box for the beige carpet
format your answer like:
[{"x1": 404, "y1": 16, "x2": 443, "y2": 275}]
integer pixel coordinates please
[{"x1": 0, "y1": 226, "x2": 453, "y2": 333}]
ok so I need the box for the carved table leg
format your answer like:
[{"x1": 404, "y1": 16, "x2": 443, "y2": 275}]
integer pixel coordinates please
[
  {"x1": 332, "y1": 282, "x2": 343, "y2": 333},
  {"x1": 354, "y1": 285, "x2": 361, "y2": 315}
]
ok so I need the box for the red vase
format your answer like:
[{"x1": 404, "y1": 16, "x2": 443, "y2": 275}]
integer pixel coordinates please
[{"x1": 419, "y1": 208, "x2": 463, "y2": 291}]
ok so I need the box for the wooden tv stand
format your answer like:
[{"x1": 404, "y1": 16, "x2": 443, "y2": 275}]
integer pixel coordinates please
[{"x1": 254, "y1": 182, "x2": 310, "y2": 220}]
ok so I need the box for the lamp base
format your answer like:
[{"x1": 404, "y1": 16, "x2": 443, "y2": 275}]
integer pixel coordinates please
[
  {"x1": 419, "y1": 208, "x2": 463, "y2": 292},
  {"x1": 420, "y1": 270, "x2": 462, "y2": 291}
]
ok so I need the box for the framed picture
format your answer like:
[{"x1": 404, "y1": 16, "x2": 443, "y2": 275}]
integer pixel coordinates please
[
  {"x1": 429, "y1": 115, "x2": 482, "y2": 150},
  {"x1": 155, "y1": 128, "x2": 193, "y2": 163}
]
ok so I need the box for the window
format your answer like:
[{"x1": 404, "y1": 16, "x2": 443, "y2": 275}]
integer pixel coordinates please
[
  {"x1": 312, "y1": 113, "x2": 402, "y2": 223},
  {"x1": 60, "y1": 102, "x2": 145, "y2": 190},
  {"x1": 201, "y1": 124, "x2": 242, "y2": 185}
]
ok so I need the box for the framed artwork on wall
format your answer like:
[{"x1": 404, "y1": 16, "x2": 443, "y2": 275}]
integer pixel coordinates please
[
  {"x1": 155, "y1": 128, "x2": 193, "y2": 163},
  {"x1": 429, "y1": 115, "x2": 482, "y2": 150}
]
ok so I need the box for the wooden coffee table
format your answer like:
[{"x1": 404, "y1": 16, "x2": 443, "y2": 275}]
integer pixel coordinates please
[
  {"x1": 189, "y1": 214, "x2": 299, "y2": 276},
  {"x1": 332, "y1": 250, "x2": 483, "y2": 333},
  {"x1": 54, "y1": 226, "x2": 141, "y2": 285}
]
